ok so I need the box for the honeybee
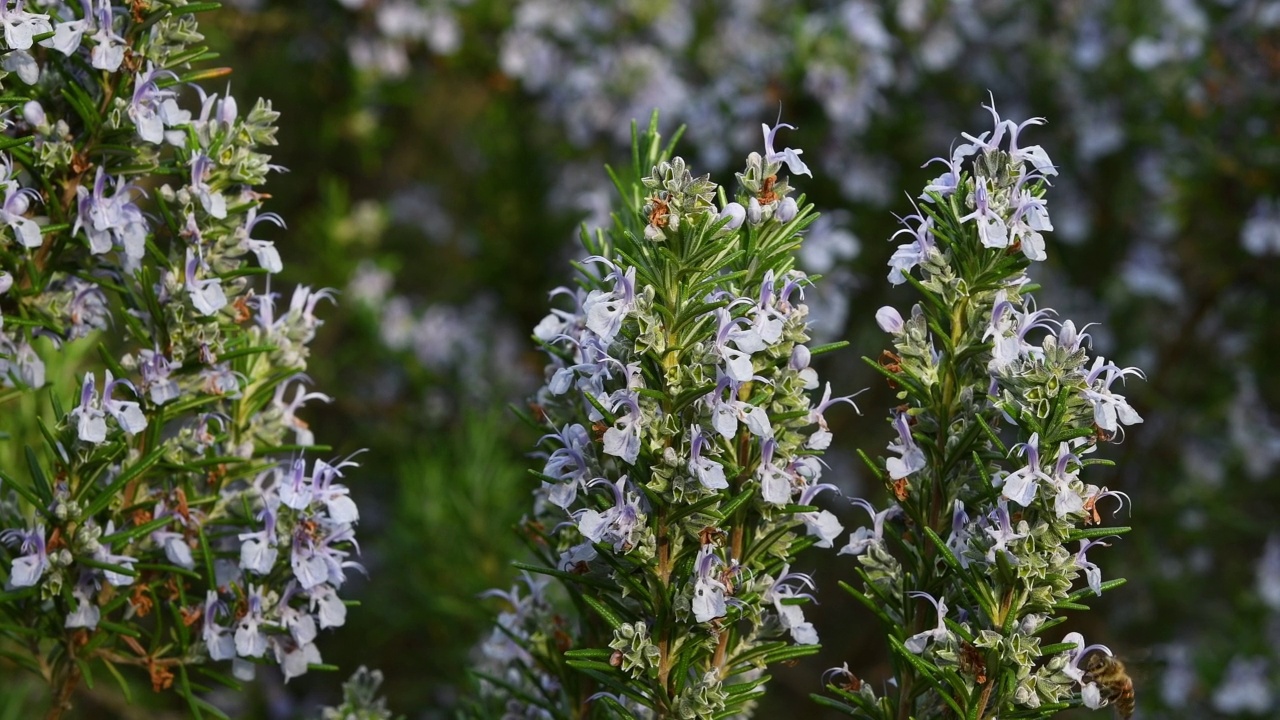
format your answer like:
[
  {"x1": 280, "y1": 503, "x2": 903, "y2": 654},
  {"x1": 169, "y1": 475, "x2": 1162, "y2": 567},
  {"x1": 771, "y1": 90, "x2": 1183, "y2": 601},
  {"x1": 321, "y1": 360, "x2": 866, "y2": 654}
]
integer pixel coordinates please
[{"x1": 1084, "y1": 652, "x2": 1135, "y2": 719}]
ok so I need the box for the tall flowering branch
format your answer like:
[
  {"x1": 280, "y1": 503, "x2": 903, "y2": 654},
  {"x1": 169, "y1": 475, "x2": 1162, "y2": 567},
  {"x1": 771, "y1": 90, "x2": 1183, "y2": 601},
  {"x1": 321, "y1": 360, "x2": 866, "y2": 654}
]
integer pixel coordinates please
[
  {"x1": 817, "y1": 104, "x2": 1143, "y2": 719},
  {"x1": 0, "y1": 1, "x2": 360, "y2": 716},
  {"x1": 471, "y1": 114, "x2": 856, "y2": 718}
]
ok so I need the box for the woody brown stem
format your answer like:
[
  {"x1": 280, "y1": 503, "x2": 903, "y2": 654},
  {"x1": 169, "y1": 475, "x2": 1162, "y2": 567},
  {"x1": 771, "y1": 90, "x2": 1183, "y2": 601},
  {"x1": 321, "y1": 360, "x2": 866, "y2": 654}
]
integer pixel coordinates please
[
  {"x1": 973, "y1": 676, "x2": 996, "y2": 720},
  {"x1": 44, "y1": 662, "x2": 81, "y2": 720}
]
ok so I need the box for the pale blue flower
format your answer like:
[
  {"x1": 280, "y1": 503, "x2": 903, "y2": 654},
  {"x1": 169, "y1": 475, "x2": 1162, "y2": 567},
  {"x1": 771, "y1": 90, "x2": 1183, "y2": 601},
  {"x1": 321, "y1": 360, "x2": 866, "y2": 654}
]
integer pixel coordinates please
[
  {"x1": 1049, "y1": 445, "x2": 1084, "y2": 518},
  {"x1": 797, "y1": 484, "x2": 844, "y2": 549},
  {"x1": 713, "y1": 306, "x2": 755, "y2": 383},
  {"x1": 688, "y1": 428, "x2": 728, "y2": 491},
  {"x1": 312, "y1": 456, "x2": 360, "y2": 524},
  {"x1": 708, "y1": 376, "x2": 740, "y2": 440},
  {"x1": 69, "y1": 372, "x2": 107, "y2": 443},
  {"x1": 190, "y1": 154, "x2": 227, "y2": 218},
  {"x1": 185, "y1": 248, "x2": 227, "y2": 316},
  {"x1": 692, "y1": 545, "x2": 727, "y2": 623},
  {"x1": 291, "y1": 520, "x2": 360, "y2": 590},
  {"x1": 1005, "y1": 115, "x2": 1058, "y2": 177},
  {"x1": 952, "y1": 99, "x2": 1008, "y2": 165},
  {"x1": 271, "y1": 376, "x2": 332, "y2": 447},
  {"x1": 1, "y1": 524, "x2": 47, "y2": 588},
  {"x1": 1009, "y1": 187, "x2": 1052, "y2": 261},
  {"x1": 0, "y1": 0, "x2": 51, "y2": 51},
  {"x1": 154, "y1": 530, "x2": 194, "y2": 569},
  {"x1": 541, "y1": 423, "x2": 592, "y2": 508},
  {"x1": 1074, "y1": 538, "x2": 1113, "y2": 596},
  {"x1": 983, "y1": 499, "x2": 1027, "y2": 563},
  {"x1": 887, "y1": 209, "x2": 935, "y2": 285},
  {"x1": 534, "y1": 286, "x2": 587, "y2": 342},
  {"x1": 87, "y1": 0, "x2": 125, "y2": 71},
  {"x1": 757, "y1": 439, "x2": 793, "y2": 506},
  {"x1": 274, "y1": 636, "x2": 322, "y2": 682},
  {"x1": 74, "y1": 167, "x2": 148, "y2": 259},
  {"x1": 65, "y1": 579, "x2": 100, "y2": 629},
  {"x1": 575, "y1": 476, "x2": 644, "y2": 553},
  {"x1": 582, "y1": 255, "x2": 635, "y2": 344},
  {"x1": 1001, "y1": 433, "x2": 1051, "y2": 506},
  {"x1": 807, "y1": 382, "x2": 861, "y2": 451},
  {"x1": 239, "y1": 526, "x2": 278, "y2": 575},
  {"x1": 234, "y1": 585, "x2": 269, "y2": 657},
  {"x1": 602, "y1": 389, "x2": 641, "y2": 464},
  {"x1": 0, "y1": 48, "x2": 37, "y2": 84},
  {"x1": 886, "y1": 410, "x2": 925, "y2": 480},
  {"x1": 0, "y1": 160, "x2": 42, "y2": 248},
  {"x1": 130, "y1": 64, "x2": 181, "y2": 144},
  {"x1": 309, "y1": 584, "x2": 347, "y2": 629},
  {"x1": 557, "y1": 541, "x2": 597, "y2": 573},
  {"x1": 0, "y1": 337, "x2": 44, "y2": 388},
  {"x1": 1061, "y1": 631, "x2": 1113, "y2": 709},
  {"x1": 203, "y1": 591, "x2": 236, "y2": 661},
  {"x1": 279, "y1": 594, "x2": 317, "y2": 647},
  {"x1": 240, "y1": 207, "x2": 285, "y2": 272},
  {"x1": 921, "y1": 153, "x2": 962, "y2": 199},
  {"x1": 1084, "y1": 486, "x2": 1132, "y2": 524},
  {"x1": 64, "y1": 278, "x2": 108, "y2": 340},
  {"x1": 1083, "y1": 356, "x2": 1145, "y2": 434},
  {"x1": 150, "y1": 498, "x2": 195, "y2": 569},
  {"x1": 904, "y1": 590, "x2": 951, "y2": 653},
  {"x1": 839, "y1": 499, "x2": 899, "y2": 557},
  {"x1": 102, "y1": 370, "x2": 146, "y2": 435},
  {"x1": 744, "y1": 271, "x2": 785, "y2": 349},
  {"x1": 277, "y1": 457, "x2": 312, "y2": 511},
  {"x1": 764, "y1": 566, "x2": 818, "y2": 645},
  {"x1": 762, "y1": 122, "x2": 812, "y2": 178},
  {"x1": 137, "y1": 348, "x2": 180, "y2": 404},
  {"x1": 198, "y1": 362, "x2": 242, "y2": 396},
  {"x1": 959, "y1": 182, "x2": 1009, "y2": 250},
  {"x1": 40, "y1": 0, "x2": 90, "y2": 56}
]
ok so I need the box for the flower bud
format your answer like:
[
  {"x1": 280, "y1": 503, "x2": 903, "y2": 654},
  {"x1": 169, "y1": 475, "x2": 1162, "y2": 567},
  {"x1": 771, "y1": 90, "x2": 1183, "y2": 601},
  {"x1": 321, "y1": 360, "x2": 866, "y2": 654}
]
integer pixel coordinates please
[
  {"x1": 875, "y1": 306, "x2": 904, "y2": 333},
  {"x1": 22, "y1": 100, "x2": 45, "y2": 128},
  {"x1": 775, "y1": 196, "x2": 798, "y2": 223},
  {"x1": 718, "y1": 202, "x2": 745, "y2": 230},
  {"x1": 219, "y1": 95, "x2": 238, "y2": 126},
  {"x1": 0, "y1": 271, "x2": 12, "y2": 295},
  {"x1": 747, "y1": 197, "x2": 762, "y2": 225},
  {"x1": 789, "y1": 344, "x2": 810, "y2": 370}
]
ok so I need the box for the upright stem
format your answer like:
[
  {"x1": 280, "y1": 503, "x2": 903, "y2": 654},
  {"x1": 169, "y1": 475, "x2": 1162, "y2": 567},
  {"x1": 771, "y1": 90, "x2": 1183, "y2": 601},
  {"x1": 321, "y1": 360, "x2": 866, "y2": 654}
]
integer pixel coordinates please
[
  {"x1": 45, "y1": 661, "x2": 82, "y2": 720},
  {"x1": 973, "y1": 677, "x2": 996, "y2": 720},
  {"x1": 655, "y1": 507, "x2": 672, "y2": 702},
  {"x1": 711, "y1": 523, "x2": 745, "y2": 676}
]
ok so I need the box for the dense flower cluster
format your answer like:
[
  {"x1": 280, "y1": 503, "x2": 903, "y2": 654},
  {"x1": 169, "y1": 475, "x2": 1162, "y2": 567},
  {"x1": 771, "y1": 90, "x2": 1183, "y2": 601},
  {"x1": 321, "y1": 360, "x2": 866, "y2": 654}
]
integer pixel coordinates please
[
  {"x1": 108, "y1": 0, "x2": 1275, "y2": 714},
  {"x1": 471, "y1": 117, "x2": 857, "y2": 718},
  {"x1": 823, "y1": 105, "x2": 1143, "y2": 718},
  {"x1": 0, "y1": 0, "x2": 359, "y2": 710}
]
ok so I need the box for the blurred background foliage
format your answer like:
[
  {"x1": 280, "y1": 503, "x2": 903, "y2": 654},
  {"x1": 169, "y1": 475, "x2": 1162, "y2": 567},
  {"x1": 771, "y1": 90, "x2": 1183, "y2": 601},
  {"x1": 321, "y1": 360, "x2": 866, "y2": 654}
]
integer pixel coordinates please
[{"x1": 6, "y1": 0, "x2": 1280, "y2": 717}]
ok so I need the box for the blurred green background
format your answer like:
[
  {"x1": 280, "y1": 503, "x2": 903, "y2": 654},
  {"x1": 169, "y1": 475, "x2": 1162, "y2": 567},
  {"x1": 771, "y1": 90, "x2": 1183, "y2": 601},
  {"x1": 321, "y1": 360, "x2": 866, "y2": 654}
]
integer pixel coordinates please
[{"x1": 5, "y1": 0, "x2": 1280, "y2": 717}]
